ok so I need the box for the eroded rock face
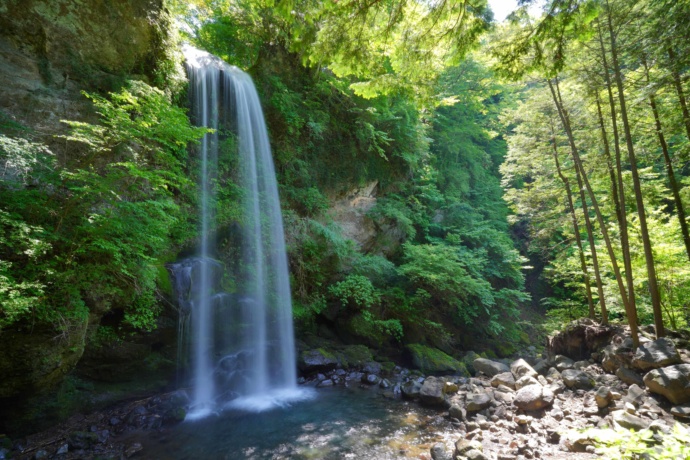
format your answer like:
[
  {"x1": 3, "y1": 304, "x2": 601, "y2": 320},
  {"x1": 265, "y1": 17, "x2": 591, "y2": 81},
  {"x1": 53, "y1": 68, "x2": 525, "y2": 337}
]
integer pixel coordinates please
[
  {"x1": 547, "y1": 319, "x2": 620, "y2": 360},
  {"x1": 631, "y1": 337, "x2": 682, "y2": 371},
  {"x1": 643, "y1": 364, "x2": 690, "y2": 405}
]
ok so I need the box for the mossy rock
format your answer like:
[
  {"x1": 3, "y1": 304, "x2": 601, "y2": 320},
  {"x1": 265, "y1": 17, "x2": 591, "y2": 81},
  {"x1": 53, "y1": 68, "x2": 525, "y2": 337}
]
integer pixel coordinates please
[
  {"x1": 405, "y1": 344, "x2": 469, "y2": 376},
  {"x1": 337, "y1": 345, "x2": 373, "y2": 368},
  {"x1": 298, "y1": 348, "x2": 339, "y2": 373},
  {"x1": 493, "y1": 342, "x2": 517, "y2": 358}
]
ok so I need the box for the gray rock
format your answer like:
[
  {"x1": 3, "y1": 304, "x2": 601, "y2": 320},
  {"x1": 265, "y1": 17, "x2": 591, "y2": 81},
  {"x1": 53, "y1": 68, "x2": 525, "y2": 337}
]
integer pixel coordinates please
[
  {"x1": 449, "y1": 403, "x2": 466, "y2": 421},
  {"x1": 514, "y1": 384, "x2": 554, "y2": 411},
  {"x1": 533, "y1": 359, "x2": 549, "y2": 375},
  {"x1": 561, "y1": 369, "x2": 594, "y2": 390},
  {"x1": 612, "y1": 410, "x2": 650, "y2": 431},
  {"x1": 643, "y1": 364, "x2": 690, "y2": 404},
  {"x1": 56, "y1": 444, "x2": 68, "y2": 455},
  {"x1": 595, "y1": 386, "x2": 612, "y2": 408},
  {"x1": 623, "y1": 384, "x2": 646, "y2": 406},
  {"x1": 490, "y1": 372, "x2": 516, "y2": 390},
  {"x1": 616, "y1": 367, "x2": 644, "y2": 386},
  {"x1": 515, "y1": 375, "x2": 539, "y2": 390},
  {"x1": 511, "y1": 359, "x2": 538, "y2": 379},
  {"x1": 420, "y1": 376, "x2": 446, "y2": 406},
  {"x1": 631, "y1": 337, "x2": 682, "y2": 371},
  {"x1": 554, "y1": 355, "x2": 575, "y2": 371},
  {"x1": 466, "y1": 392, "x2": 492, "y2": 412},
  {"x1": 473, "y1": 358, "x2": 510, "y2": 377},
  {"x1": 361, "y1": 373, "x2": 380, "y2": 385},
  {"x1": 545, "y1": 367, "x2": 561, "y2": 383},
  {"x1": 402, "y1": 380, "x2": 422, "y2": 400},
  {"x1": 455, "y1": 439, "x2": 482, "y2": 456},
  {"x1": 317, "y1": 379, "x2": 334, "y2": 387},
  {"x1": 669, "y1": 404, "x2": 690, "y2": 418},
  {"x1": 465, "y1": 449, "x2": 488, "y2": 460},
  {"x1": 431, "y1": 442, "x2": 452, "y2": 460}
]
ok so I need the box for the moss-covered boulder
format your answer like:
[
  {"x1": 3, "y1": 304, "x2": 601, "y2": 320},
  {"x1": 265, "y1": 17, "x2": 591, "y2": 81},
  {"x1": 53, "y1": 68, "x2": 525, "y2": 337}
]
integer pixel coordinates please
[
  {"x1": 298, "y1": 348, "x2": 339, "y2": 373},
  {"x1": 405, "y1": 344, "x2": 468, "y2": 376},
  {"x1": 337, "y1": 345, "x2": 374, "y2": 368}
]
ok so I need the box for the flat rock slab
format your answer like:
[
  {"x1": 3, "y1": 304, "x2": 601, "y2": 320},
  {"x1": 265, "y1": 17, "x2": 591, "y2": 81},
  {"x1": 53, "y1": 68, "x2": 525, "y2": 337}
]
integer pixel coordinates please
[
  {"x1": 490, "y1": 372, "x2": 516, "y2": 389},
  {"x1": 643, "y1": 364, "x2": 690, "y2": 405},
  {"x1": 669, "y1": 404, "x2": 690, "y2": 418},
  {"x1": 466, "y1": 392, "x2": 492, "y2": 412},
  {"x1": 612, "y1": 410, "x2": 650, "y2": 431},
  {"x1": 631, "y1": 337, "x2": 682, "y2": 371}
]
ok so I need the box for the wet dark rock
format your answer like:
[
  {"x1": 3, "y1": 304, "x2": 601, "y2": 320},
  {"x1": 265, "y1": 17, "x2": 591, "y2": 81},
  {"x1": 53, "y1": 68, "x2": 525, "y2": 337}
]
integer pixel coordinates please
[
  {"x1": 125, "y1": 442, "x2": 143, "y2": 458},
  {"x1": 56, "y1": 444, "x2": 68, "y2": 455},
  {"x1": 420, "y1": 377, "x2": 446, "y2": 406},
  {"x1": 34, "y1": 450, "x2": 49, "y2": 459},
  {"x1": 643, "y1": 364, "x2": 690, "y2": 404},
  {"x1": 299, "y1": 349, "x2": 339, "y2": 373},
  {"x1": 361, "y1": 374, "x2": 380, "y2": 385},
  {"x1": 317, "y1": 379, "x2": 334, "y2": 387},
  {"x1": 67, "y1": 431, "x2": 98, "y2": 450},
  {"x1": 631, "y1": 338, "x2": 682, "y2": 371},
  {"x1": 362, "y1": 361, "x2": 382, "y2": 374}
]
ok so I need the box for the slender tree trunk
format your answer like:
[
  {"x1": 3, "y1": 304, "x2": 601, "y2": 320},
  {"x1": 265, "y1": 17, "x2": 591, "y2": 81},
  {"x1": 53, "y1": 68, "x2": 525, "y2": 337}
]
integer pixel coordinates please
[
  {"x1": 548, "y1": 79, "x2": 627, "y2": 339},
  {"x1": 550, "y1": 128, "x2": 596, "y2": 318},
  {"x1": 643, "y1": 60, "x2": 690, "y2": 263},
  {"x1": 668, "y1": 47, "x2": 690, "y2": 141},
  {"x1": 596, "y1": 19, "x2": 637, "y2": 327},
  {"x1": 606, "y1": 5, "x2": 664, "y2": 338},
  {"x1": 572, "y1": 154, "x2": 608, "y2": 324}
]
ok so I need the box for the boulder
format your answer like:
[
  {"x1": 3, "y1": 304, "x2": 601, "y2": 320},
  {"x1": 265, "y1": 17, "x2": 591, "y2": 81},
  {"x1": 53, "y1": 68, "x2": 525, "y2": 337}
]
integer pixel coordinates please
[
  {"x1": 514, "y1": 384, "x2": 554, "y2": 411},
  {"x1": 420, "y1": 377, "x2": 446, "y2": 406},
  {"x1": 431, "y1": 442, "x2": 452, "y2": 460},
  {"x1": 298, "y1": 349, "x2": 339, "y2": 373},
  {"x1": 532, "y1": 359, "x2": 549, "y2": 375},
  {"x1": 643, "y1": 364, "x2": 690, "y2": 404},
  {"x1": 631, "y1": 338, "x2": 682, "y2": 371},
  {"x1": 455, "y1": 439, "x2": 483, "y2": 457},
  {"x1": 402, "y1": 380, "x2": 422, "y2": 400},
  {"x1": 561, "y1": 369, "x2": 594, "y2": 390},
  {"x1": 616, "y1": 367, "x2": 644, "y2": 386},
  {"x1": 466, "y1": 393, "x2": 492, "y2": 412},
  {"x1": 515, "y1": 375, "x2": 539, "y2": 390},
  {"x1": 490, "y1": 372, "x2": 516, "y2": 390},
  {"x1": 511, "y1": 359, "x2": 538, "y2": 380},
  {"x1": 449, "y1": 404, "x2": 466, "y2": 421},
  {"x1": 554, "y1": 355, "x2": 575, "y2": 371},
  {"x1": 406, "y1": 344, "x2": 468, "y2": 375},
  {"x1": 473, "y1": 358, "x2": 510, "y2": 377}
]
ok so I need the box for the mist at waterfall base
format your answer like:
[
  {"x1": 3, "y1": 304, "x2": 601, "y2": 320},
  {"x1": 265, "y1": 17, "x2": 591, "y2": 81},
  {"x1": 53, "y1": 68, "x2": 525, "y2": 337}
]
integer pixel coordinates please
[{"x1": 170, "y1": 46, "x2": 312, "y2": 419}]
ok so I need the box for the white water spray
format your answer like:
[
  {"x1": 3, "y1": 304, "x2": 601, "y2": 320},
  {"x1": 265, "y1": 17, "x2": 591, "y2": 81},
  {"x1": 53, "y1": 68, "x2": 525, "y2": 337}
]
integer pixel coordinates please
[{"x1": 171, "y1": 46, "x2": 310, "y2": 419}]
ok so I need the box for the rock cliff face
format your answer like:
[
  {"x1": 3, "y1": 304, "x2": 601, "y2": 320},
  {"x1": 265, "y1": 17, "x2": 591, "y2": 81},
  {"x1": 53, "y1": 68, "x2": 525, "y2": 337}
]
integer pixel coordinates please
[
  {"x1": 0, "y1": 0, "x2": 170, "y2": 148},
  {"x1": 0, "y1": 0, "x2": 175, "y2": 433}
]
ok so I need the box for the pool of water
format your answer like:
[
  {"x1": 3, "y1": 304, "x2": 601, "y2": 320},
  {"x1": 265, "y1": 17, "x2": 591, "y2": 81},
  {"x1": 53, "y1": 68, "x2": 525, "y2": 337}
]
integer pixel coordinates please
[{"x1": 131, "y1": 386, "x2": 454, "y2": 459}]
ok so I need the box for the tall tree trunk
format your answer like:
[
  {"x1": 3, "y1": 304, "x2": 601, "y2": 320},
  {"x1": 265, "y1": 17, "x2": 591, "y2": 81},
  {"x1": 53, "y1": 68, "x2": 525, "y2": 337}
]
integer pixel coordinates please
[
  {"x1": 596, "y1": 19, "x2": 637, "y2": 327},
  {"x1": 548, "y1": 79, "x2": 629, "y2": 340},
  {"x1": 550, "y1": 127, "x2": 595, "y2": 319},
  {"x1": 668, "y1": 47, "x2": 690, "y2": 141},
  {"x1": 572, "y1": 153, "x2": 608, "y2": 324},
  {"x1": 606, "y1": 4, "x2": 664, "y2": 338},
  {"x1": 643, "y1": 60, "x2": 690, "y2": 263}
]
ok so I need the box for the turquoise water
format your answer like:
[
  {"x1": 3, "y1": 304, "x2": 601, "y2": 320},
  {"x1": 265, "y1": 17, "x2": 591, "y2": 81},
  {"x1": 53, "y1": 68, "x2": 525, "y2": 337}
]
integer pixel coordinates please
[{"x1": 132, "y1": 386, "x2": 450, "y2": 459}]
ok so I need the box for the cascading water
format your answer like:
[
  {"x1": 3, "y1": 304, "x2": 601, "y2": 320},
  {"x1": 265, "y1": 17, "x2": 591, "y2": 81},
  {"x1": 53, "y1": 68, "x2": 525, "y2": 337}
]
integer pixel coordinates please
[{"x1": 170, "y1": 45, "x2": 309, "y2": 419}]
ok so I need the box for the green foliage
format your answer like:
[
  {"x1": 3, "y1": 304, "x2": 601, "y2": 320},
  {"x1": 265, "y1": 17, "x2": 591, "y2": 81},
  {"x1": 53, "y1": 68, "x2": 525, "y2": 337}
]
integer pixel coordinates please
[
  {"x1": 578, "y1": 424, "x2": 690, "y2": 459},
  {"x1": 0, "y1": 81, "x2": 206, "y2": 331}
]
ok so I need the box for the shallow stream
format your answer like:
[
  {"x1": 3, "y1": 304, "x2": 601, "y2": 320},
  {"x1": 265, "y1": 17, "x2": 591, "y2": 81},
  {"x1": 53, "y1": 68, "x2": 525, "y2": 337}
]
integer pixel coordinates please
[{"x1": 128, "y1": 386, "x2": 454, "y2": 459}]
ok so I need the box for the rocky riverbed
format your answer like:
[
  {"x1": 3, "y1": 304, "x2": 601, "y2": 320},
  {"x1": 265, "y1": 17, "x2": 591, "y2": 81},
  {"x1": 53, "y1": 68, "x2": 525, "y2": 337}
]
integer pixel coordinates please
[{"x1": 4, "y1": 319, "x2": 690, "y2": 459}]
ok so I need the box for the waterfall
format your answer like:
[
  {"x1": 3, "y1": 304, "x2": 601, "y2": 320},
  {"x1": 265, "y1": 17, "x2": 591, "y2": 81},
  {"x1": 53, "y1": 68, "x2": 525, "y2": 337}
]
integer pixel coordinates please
[{"x1": 170, "y1": 45, "x2": 309, "y2": 419}]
